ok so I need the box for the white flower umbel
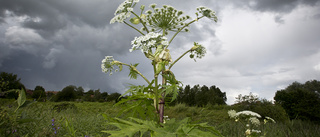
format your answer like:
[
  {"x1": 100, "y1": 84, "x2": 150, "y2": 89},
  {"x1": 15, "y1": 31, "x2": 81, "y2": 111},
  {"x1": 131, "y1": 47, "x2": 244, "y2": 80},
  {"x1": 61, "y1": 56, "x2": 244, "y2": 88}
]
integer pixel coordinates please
[
  {"x1": 249, "y1": 117, "x2": 260, "y2": 126},
  {"x1": 130, "y1": 32, "x2": 168, "y2": 53},
  {"x1": 264, "y1": 116, "x2": 276, "y2": 124},
  {"x1": 228, "y1": 110, "x2": 237, "y2": 118},
  {"x1": 110, "y1": 12, "x2": 132, "y2": 24},
  {"x1": 110, "y1": 0, "x2": 139, "y2": 24},
  {"x1": 251, "y1": 129, "x2": 261, "y2": 133},
  {"x1": 236, "y1": 110, "x2": 261, "y2": 118},
  {"x1": 228, "y1": 110, "x2": 276, "y2": 137},
  {"x1": 101, "y1": 56, "x2": 115, "y2": 75}
]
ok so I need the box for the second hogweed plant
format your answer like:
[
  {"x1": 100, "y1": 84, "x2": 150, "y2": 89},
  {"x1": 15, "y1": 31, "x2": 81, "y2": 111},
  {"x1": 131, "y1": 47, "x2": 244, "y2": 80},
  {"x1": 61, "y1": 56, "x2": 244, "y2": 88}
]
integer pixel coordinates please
[{"x1": 102, "y1": 0, "x2": 222, "y2": 136}]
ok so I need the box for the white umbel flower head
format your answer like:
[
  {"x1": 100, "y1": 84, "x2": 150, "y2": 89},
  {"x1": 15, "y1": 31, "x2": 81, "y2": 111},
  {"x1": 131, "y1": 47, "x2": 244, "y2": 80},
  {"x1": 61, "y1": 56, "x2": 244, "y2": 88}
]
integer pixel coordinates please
[
  {"x1": 101, "y1": 56, "x2": 115, "y2": 75},
  {"x1": 249, "y1": 117, "x2": 261, "y2": 126},
  {"x1": 110, "y1": 0, "x2": 139, "y2": 24},
  {"x1": 130, "y1": 32, "x2": 168, "y2": 53},
  {"x1": 236, "y1": 110, "x2": 261, "y2": 118},
  {"x1": 228, "y1": 110, "x2": 237, "y2": 118}
]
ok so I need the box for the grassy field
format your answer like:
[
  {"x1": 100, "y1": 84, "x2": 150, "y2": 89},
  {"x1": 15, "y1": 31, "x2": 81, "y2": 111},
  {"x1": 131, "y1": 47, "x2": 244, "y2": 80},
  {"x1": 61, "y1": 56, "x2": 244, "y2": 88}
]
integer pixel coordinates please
[{"x1": 1, "y1": 99, "x2": 320, "y2": 137}]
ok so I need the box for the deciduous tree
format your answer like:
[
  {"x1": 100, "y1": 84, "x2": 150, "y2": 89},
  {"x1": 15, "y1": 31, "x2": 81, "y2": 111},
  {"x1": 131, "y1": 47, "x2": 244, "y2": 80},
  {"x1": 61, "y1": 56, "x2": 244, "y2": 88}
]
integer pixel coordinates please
[{"x1": 274, "y1": 80, "x2": 320, "y2": 123}]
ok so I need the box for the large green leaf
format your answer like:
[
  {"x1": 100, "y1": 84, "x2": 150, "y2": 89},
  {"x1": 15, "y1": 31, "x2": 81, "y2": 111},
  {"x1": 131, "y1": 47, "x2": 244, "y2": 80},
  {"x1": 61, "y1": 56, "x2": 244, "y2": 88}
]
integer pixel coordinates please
[
  {"x1": 102, "y1": 117, "x2": 223, "y2": 137},
  {"x1": 17, "y1": 88, "x2": 26, "y2": 107},
  {"x1": 14, "y1": 88, "x2": 26, "y2": 112}
]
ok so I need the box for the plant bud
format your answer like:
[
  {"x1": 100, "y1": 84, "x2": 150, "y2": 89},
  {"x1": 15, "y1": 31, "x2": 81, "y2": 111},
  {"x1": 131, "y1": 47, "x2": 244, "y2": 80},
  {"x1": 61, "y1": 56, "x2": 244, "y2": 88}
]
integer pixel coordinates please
[
  {"x1": 130, "y1": 17, "x2": 140, "y2": 24},
  {"x1": 140, "y1": 14, "x2": 146, "y2": 19}
]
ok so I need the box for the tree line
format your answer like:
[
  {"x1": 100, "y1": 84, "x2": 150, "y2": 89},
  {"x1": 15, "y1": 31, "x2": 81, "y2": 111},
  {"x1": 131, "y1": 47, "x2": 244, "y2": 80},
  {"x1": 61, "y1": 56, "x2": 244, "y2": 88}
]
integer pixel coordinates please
[
  {"x1": 0, "y1": 72, "x2": 122, "y2": 102},
  {"x1": 1, "y1": 71, "x2": 320, "y2": 123},
  {"x1": 0, "y1": 72, "x2": 227, "y2": 105},
  {"x1": 174, "y1": 84, "x2": 227, "y2": 106},
  {"x1": 31, "y1": 85, "x2": 122, "y2": 103}
]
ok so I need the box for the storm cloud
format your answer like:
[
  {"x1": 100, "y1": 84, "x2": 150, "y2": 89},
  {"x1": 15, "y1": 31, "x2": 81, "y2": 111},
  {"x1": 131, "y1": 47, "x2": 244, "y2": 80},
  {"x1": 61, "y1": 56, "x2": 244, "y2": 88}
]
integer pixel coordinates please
[{"x1": 1, "y1": 0, "x2": 320, "y2": 104}]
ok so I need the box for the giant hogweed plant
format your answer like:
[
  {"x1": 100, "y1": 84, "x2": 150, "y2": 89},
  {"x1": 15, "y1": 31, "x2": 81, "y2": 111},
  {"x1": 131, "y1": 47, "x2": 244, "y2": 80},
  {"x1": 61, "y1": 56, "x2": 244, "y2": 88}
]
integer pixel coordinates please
[{"x1": 101, "y1": 0, "x2": 221, "y2": 136}]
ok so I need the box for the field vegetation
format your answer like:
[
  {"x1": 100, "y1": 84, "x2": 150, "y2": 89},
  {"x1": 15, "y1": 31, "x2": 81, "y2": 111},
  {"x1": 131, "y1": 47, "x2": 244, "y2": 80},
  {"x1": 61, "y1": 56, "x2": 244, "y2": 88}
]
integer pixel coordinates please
[{"x1": 1, "y1": 98, "x2": 320, "y2": 137}]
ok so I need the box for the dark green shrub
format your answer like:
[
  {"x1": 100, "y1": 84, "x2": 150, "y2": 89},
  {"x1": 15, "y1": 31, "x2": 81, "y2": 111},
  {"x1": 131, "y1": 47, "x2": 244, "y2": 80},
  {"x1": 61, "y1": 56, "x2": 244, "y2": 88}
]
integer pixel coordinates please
[
  {"x1": 232, "y1": 99, "x2": 289, "y2": 123},
  {"x1": 274, "y1": 80, "x2": 320, "y2": 123},
  {"x1": 54, "y1": 85, "x2": 77, "y2": 102}
]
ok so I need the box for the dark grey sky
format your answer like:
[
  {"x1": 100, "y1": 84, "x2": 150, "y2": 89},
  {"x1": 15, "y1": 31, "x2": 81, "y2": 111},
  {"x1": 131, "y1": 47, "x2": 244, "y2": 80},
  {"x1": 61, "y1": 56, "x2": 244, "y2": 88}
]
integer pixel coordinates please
[{"x1": 1, "y1": 0, "x2": 320, "y2": 104}]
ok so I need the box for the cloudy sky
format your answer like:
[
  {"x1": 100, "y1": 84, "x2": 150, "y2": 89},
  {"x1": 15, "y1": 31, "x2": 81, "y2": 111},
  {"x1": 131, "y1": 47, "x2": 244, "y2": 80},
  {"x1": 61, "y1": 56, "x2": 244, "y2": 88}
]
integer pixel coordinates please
[{"x1": 1, "y1": 0, "x2": 320, "y2": 104}]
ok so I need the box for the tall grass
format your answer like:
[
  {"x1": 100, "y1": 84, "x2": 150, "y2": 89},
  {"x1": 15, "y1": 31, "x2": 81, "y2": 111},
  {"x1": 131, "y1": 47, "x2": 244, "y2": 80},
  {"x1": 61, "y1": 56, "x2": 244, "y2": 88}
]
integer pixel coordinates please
[{"x1": 1, "y1": 100, "x2": 320, "y2": 137}]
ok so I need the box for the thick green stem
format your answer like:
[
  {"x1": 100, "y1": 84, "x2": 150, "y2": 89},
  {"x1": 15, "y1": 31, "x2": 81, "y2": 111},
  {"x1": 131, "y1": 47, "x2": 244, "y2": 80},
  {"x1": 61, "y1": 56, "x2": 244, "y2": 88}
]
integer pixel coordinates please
[
  {"x1": 121, "y1": 63, "x2": 151, "y2": 84},
  {"x1": 159, "y1": 71, "x2": 166, "y2": 123},
  {"x1": 169, "y1": 49, "x2": 191, "y2": 69},
  {"x1": 124, "y1": 21, "x2": 145, "y2": 35},
  {"x1": 166, "y1": 16, "x2": 205, "y2": 49},
  {"x1": 131, "y1": 11, "x2": 150, "y2": 33},
  {"x1": 152, "y1": 62, "x2": 159, "y2": 114}
]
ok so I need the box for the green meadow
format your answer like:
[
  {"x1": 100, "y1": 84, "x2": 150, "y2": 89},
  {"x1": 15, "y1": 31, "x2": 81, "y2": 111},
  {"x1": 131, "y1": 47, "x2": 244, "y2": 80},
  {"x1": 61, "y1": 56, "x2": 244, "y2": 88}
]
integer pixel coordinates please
[{"x1": 1, "y1": 99, "x2": 320, "y2": 137}]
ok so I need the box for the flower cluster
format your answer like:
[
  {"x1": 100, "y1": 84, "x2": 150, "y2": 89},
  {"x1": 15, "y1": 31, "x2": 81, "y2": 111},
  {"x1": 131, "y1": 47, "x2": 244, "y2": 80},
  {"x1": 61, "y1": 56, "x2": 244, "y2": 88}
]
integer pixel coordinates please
[
  {"x1": 101, "y1": 56, "x2": 115, "y2": 75},
  {"x1": 196, "y1": 6, "x2": 218, "y2": 22},
  {"x1": 51, "y1": 118, "x2": 60, "y2": 135},
  {"x1": 227, "y1": 109, "x2": 237, "y2": 118},
  {"x1": 130, "y1": 32, "x2": 168, "y2": 53},
  {"x1": 142, "y1": 4, "x2": 191, "y2": 34},
  {"x1": 264, "y1": 116, "x2": 276, "y2": 124},
  {"x1": 190, "y1": 42, "x2": 206, "y2": 61},
  {"x1": 163, "y1": 115, "x2": 170, "y2": 124},
  {"x1": 101, "y1": 56, "x2": 122, "y2": 75},
  {"x1": 245, "y1": 129, "x2": 261, "y2": 136},
  {"x1": 249, "y1": 117, "x2": 260, "y2": 126},
  {"x1": 110, "y1": 0, "x2": 139, "y2": 24},
  {"x1": 228, "y1": 110, "x2": 275, "y2": 137},
  {"x1": 236, "y1": 110, "x2": 261, "y2": 118}
]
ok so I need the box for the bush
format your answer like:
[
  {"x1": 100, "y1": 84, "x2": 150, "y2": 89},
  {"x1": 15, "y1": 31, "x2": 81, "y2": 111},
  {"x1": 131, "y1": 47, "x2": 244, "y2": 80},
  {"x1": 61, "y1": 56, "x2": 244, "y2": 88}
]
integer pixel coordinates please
[
  {"x1": 232, "y1": 99, "x2": 289, "y2": 123},
  {"x1": 54, "y1": 85, "x2": 77, "y2": 102},
  {"x1": 274, "y1": 80, "x2": 320, "y2": 123}
]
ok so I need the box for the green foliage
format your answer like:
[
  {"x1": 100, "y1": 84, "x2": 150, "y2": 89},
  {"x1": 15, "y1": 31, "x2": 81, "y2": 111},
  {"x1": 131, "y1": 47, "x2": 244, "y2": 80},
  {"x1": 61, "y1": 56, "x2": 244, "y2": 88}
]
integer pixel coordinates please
[
  {"x1": 63, "y1": 117, "x2": 77, "y2": 137},
  {"x1": 75, "y1": 86, "x2": 84, "y2": 98},
  {"x1": 129, "y1": 63, "x2": 139, "y2": 79},
  {"x1": 233, "y1": 93, "x2": 289, "y2": 123},
  {"x1": 101, "y1": 92, "x2": 109, "y2": 101},
  {"x1": 53, "y1": 102, "x2": 77, "y2": 112},
  {"x1": 0, "y1": 72, "x2": 25, "y2": 99},
  {"x1": 15, "y1": 89, "x2": 26, "y2": 112},
  {"x1": 178, "y1": 85, "x2": 227, "y2": 107},
  {"x1": 274, "y1": 80, "x2": 320, "y2": 123},
  {"x1": 161, "y1": 71, "x2": 182, "y2": 103},
  {"x1": 102, "y1": 116, "x2": 222, "y2": 137},
  {"x1": 0, "y1": 89, "x2": 35, "y2": 136},
  {"x1": 107, "y1": 92, "x2": 122, "y2": 103},
  {"x1": 1, "y1": 100, "x2": 320, "y2": 136},
  {"x1": 32, "y1": 85, "x2": 47, "y2": 101},
  {"x1": 116, "y1": 86, "x2": 156, "y2": 120},
  {"x1": 55, "y1": 85, "x2": 77, "y2": 102}
]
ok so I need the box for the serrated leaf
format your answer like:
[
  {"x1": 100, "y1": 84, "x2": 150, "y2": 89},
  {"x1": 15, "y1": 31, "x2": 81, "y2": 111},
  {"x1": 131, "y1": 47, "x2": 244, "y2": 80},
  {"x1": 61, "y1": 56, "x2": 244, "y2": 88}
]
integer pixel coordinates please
[{"x1": 103, "y1": 117, "x2": 222, "y2": 137}]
